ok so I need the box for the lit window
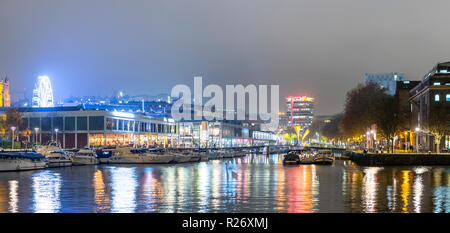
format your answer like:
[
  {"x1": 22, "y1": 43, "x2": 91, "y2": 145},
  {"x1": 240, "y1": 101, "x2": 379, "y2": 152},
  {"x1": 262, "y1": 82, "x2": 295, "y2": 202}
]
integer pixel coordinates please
[
  {"x1": 433, "y1": 82, "x2": 441, "y2": 86},
  {"x1": 446, "y1": 94, "x2": 450, "y2": 101},
  {"x1": 435, "y1": 94, "x2": 440, "y2": 102}
]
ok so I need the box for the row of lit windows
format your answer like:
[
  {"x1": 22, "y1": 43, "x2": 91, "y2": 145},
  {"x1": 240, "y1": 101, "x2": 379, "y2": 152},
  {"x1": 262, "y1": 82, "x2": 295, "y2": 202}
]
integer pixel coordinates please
[{"x1": 434, "y1": 94, "x2": 450, "y2": 102}]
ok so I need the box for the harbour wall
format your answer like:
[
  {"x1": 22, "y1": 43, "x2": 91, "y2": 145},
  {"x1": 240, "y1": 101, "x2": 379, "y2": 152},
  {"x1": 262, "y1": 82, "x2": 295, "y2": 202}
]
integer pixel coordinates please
[{"x1": 349, "y1": 152, "x2": 450, "y2": 166}]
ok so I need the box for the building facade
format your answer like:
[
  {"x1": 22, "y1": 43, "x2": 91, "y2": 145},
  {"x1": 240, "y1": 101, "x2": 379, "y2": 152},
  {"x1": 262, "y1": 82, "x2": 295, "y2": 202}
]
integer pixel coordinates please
[
  {"x1": 5, "y1": 106, "x2": 178, "y2": 149},
  {"x1": 286, "y1": 96, "x2": 314, "y2": 129},
  {"x1": 409, "y1": 62, "x2": 450, "y2": 152},
  {"x1": 0, "y1": 77, "x2": 10, "y2": 108},
  {"x1": 365, "y1": 73, "x2": 405, "y2": 96}
]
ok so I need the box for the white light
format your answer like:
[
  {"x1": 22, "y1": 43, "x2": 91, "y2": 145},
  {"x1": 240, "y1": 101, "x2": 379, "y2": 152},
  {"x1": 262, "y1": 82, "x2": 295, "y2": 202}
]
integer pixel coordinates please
[
  {"x1": 111, "y1": 111, "x2": 135, "y2": 118},
  {"x1": 11, "y1": 126, "x2": 16, "y2": 132},
  {"x1": 415, "y1": 127, "x2": 420, "y2": 132},
  {"x1": 32, "y1": 75, "x2": 54, "y2": 107}
]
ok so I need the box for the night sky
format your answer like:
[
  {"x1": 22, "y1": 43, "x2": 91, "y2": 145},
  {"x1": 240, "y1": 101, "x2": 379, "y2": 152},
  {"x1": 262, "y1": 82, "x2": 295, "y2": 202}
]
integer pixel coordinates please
[{"x1": 1, "y1": 0, "x2": 450, "y2": 115}]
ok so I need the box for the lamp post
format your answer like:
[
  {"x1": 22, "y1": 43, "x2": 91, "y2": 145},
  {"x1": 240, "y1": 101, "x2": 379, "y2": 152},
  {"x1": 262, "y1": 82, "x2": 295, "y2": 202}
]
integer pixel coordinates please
[
  {"x1": 366, "y1": 131, "x2": 370, "y2": 150},
  {"x1": 11, "y1": 126, "x2": 16, "y2": 149},
  {"x1": 415, "y1": 127, "x2": 420, "y2": 153},
  {"x1": 55, "y1": 128, "x2": 59, "y2": 145},
  {"x1": 34, "y1": 128, "x2": 39, "y2": 144}
]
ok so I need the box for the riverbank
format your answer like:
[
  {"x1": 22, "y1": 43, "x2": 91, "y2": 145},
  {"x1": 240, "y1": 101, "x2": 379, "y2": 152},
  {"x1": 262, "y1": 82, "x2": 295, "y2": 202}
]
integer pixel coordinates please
[{"x1": 349, "y1": 152, "x2": 450, "y2": 166}]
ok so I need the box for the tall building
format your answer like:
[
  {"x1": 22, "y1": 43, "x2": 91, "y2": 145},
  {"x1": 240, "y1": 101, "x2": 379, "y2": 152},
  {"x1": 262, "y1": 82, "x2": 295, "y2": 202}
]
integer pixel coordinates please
[
  {"x1": 286, "y1": 95, "x2": 314, "y2": 129},
  {"x1": 365, "y1": 72, "x2": 405, "y2": 96},
  {"x1": 0, "y1": 76, "x2": 11, "y2": 107},
  {"x1": 410, "y1": 62, "x2": 450, "y2": 152}
]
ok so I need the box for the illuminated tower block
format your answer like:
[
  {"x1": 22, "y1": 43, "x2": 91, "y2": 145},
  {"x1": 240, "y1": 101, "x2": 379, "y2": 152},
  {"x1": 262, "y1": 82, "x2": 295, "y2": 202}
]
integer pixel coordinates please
[{"x1": 0, "y1": 76, "x2": 11, "y2": 107}]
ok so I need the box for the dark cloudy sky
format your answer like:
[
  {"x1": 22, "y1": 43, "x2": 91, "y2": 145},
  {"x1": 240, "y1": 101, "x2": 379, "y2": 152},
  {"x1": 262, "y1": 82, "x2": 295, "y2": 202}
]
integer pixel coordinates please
[{"x1": 1, "y1": 0, "x2": 450, "y2": 115}]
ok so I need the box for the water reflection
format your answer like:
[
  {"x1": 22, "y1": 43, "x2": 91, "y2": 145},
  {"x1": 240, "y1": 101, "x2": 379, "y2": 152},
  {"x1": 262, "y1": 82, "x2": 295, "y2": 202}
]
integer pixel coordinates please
[
  {"x1": 0, "y1": 154, "x2": 449, "y2": 213},
  {"x1": 32, "y1": 170, "x2": 62, "y2": 213},
  {"x1": 110, "y1": 167, "x2": 137, "y2": 213},
  {"x1": 8, "y1": 180, "x2": 18, "y2": 213}
]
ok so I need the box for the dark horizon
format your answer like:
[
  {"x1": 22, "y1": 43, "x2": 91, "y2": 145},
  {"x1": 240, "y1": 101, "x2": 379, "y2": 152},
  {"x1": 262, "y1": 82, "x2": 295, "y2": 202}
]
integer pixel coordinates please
[{"x1": 2, "y1": 0, "x2": 450, "y2": 115}]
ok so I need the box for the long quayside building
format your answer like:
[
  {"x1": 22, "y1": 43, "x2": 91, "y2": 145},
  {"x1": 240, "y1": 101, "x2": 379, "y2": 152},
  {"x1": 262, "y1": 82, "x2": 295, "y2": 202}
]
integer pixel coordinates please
[
  {"x1": 3, "y1": 106, "x2": 178, "y2": 148},
  {"x1": 0, "y1": 106, "x2": 281, "y2": 149}
]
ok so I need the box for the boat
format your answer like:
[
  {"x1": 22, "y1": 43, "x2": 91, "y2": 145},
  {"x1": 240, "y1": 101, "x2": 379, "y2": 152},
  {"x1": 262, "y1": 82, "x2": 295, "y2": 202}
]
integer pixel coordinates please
[
  {"x1": 46, "y1": 151, "x2": 73, "y2": 167},
  {"x1": 313, "y1": 149, "x2": 334, "y2": 164},
  {"x1": 299, "y1": 151, "x2": 316, "y2": 164},
  {"x1": 95, "y1": 148, "x2": 114, "y2": 164},
  {"x1": 103, "y1": 147, "x2": 175, "y2": 164},
  {"x1": 194, "y1": 149, "x2": 210, "y2": 161},
  {"x1": 71, "y1": 149, "x2": 99, "y2": 165},
  {"x1": 0, "y1": 152, "x2": 47, "y2": 172},
  {"x1": 34, "y1": 141, "x2": 63, "y2": 156},
  {"x1": 169, "y1": 150, "x2": 192, "y2": 163},
  {"x1": 207, "y1": 149, "x2": 223, "y2": 160},
  {"x1": 283, "y1": 152, "x2": 300, "y2": 165}
]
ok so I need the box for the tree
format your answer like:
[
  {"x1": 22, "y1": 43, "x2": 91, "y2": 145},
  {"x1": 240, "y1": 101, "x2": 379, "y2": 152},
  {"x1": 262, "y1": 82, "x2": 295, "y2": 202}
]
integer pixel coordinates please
[
  {"x1": 373, "y1": 94, "x2": 402, "y2": 152},
  {"x1": 426, "y1": 104, "x2": 449, "y2": 153},
  {"x1": 340, "y1": 82, "x2": 386, "y2": 138},
  {"x1": 322, "y1": 114, "x2": 344, "y2": 142},
  {"x1": 0, "y1": 108, "x2": 23, "y2": 140}
]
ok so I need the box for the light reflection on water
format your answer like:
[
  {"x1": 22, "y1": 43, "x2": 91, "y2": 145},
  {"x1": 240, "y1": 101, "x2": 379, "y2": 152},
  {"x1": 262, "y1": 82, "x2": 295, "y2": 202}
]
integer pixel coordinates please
[{"x1": 0, "y1": 154, "x2": 449, "y2": 213}]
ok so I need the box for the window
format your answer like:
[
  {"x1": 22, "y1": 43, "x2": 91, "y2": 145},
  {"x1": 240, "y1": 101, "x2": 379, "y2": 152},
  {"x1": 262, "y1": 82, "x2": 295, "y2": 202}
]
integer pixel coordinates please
[
  {"x1": 118, "y1": 119, "x2": 124, "y2": 130},
  {"x1": 77, "y1": 117, "x2": 87, "y2": 130},
  {"x1": 446, "y1": 94, "x2": 450, "y2": 102},
  {"x1": 106, "y1": 118, "x2": 116, "y2": 130},
  {"x1": 53, "y1": 117, "x2": 63, "y2": 131},
  {"x1": 433, "y1": 82, "x2": 441, "y2": 86},
  {"x1": 435, "y1": 94, "x2": 440, "y2": 102},
  {"x1": 65, "y1": 117, "x2": 75, "y2": 131},
  {"x1": 89, "y1": 116, "x2": 104, "y2": 130},
  {"x1": 30, "y1": 117, "x2": 40, "y2": 129}
]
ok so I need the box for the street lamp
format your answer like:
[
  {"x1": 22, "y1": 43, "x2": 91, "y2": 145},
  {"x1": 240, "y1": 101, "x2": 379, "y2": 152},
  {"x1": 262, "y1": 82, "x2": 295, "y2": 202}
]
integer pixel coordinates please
[
  {"x1": 34, "y1": 127, "x2": 39, "y2": 144},
  {"x1": 366, "y1": 131, "x2": 370, "y2": 150},
  {"x1": 415, "y1": 127, "x2": 420, "y2": 153},
  {"x1": 11, "y1": 126, "x2": 16, "y2": 149},
  {"x1": 55, "y1": 128, "x2": 59, "y2": 145}
]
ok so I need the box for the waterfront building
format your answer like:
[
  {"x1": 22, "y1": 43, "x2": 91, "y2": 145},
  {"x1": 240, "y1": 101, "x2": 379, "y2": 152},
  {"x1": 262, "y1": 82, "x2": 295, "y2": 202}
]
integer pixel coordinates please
[
  {"x1": 0, "y1": 106, "x2": 178, "y2": 149},
  {"x1": 365, "y1": 73, "x2": 405, "y2": 96},
  {"x1": 0, "y1": 76, "x2": 10, "y2": 107},
  {"x1": 178, "y1": 119, "x2": 281, "y2": 148},
  {"x1": 285, "y1": 95, "x2": 314, "y2": 129},
  {"x1": 410, "y1": 62, "x2": 450, "y2": 152}
]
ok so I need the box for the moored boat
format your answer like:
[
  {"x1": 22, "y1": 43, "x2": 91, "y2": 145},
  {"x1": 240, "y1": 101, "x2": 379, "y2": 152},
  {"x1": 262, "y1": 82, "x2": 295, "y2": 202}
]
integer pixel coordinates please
[
  {"x1": 0, "y1": 152, "x2": 47, "y2": 172},
  {"x1": 314, "y1": 149, "x2": 334, "y2": 164},
  {"x1": 283, "y1": 152, "x2": 300, "y2": 165},
  {"x1": 71, "y1": 149, "x2": 99, "y2": 165},
  {"x1": 104, "y1": 147, "x2": 174, "y2": 164},
  {"x1": 46, "y1": 151, "x2": 73, "y2": 167}
]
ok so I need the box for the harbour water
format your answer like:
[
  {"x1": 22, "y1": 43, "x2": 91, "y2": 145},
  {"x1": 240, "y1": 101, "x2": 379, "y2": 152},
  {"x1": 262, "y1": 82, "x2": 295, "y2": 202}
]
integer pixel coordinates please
[{"x1": 0, "y1": 153, "x2": 449, "y2": 213}]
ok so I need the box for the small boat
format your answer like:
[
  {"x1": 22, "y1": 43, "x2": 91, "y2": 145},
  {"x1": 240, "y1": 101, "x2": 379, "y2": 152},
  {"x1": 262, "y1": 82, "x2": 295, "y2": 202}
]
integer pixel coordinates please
[
  {"x1": 283, "y1": 153, "x2": 300, "y2": 165},
  {"x1": 299, "y1": 151, "x2": 316, "y2": 164},
  {"x1": 207, "y1": 149, "x2": 223, "y2": 160},
  {"x1": 46, "y1": 151, "x2": 73, "y2": 167},
  {"x1": 71, "y1": 149, "x2": 99, "y2": 165},
  {"x1": 104, "y1": 147, "x2": 175, "y2": 164},
  {"x1": 314, "y1": 149, "x2": 334, "y2": 164},
  {"x1": 0, "y1": 152, "x2": 47, "y2": 172},
  {"x1": 194, "y1": 149, "x2": 210, "y2": 162},
  {"x1": 170, "y1": 150, "x2": 192, "y2": 163},
  {"x1": 34, "y1": 141, "x2": 63, "y2": 156},
  {"x1": 95, "y1": 148, "x2": 114, "y2": 164}
]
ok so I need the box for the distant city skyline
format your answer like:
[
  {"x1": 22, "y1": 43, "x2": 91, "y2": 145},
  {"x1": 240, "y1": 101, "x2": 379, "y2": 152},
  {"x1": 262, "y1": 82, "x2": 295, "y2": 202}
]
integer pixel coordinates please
[{"x1": 2, "y1": 0, "x2": 450, "y2": 115}]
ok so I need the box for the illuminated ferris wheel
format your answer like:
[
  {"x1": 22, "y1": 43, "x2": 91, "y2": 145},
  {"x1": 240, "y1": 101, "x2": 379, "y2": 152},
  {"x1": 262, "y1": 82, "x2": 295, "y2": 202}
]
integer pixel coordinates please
[{"x1": 32, "y1": 75, "x2": 54, "y2": 107}]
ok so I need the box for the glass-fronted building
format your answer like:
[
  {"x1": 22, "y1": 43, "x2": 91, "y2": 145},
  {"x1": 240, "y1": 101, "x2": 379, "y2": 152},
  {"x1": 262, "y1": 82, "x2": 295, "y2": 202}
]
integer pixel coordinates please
[{"x1": 3, "y1": 106, "x2": 178, "y2": 149}]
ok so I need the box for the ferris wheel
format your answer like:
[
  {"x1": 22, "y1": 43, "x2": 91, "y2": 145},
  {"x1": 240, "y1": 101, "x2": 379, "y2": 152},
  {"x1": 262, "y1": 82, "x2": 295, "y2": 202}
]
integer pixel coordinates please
[{"x1": 32, "y1": 75, "x2": 54, "y2": 107}]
